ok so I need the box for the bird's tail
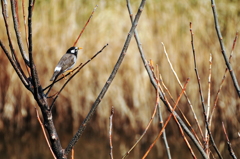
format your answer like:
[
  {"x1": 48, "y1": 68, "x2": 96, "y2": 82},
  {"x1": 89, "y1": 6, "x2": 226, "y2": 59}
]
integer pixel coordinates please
[{"x1": 50, "y1": 71, "x2": 60, "y2": 81}]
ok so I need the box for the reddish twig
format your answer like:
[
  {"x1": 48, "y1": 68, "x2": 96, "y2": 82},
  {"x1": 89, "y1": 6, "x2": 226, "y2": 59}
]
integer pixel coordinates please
[
  {"x1": 142, "y1": 78, "x2": 190, "y2": 159},
  {"x1": 122, "y1": 69, "x2": 160, "y2": 158},
  {"x1": 1, "y1": 0, "x2": 28, "y2": 84},
  {"x1": 175, "y1": 115, "x2": 196, "y2": 159},
  {"x1": 73, "y1": 5, "x2": 98, "y2": 46},
  {"x1": 11, "y1": 0, "x2": 29, "y2": 66},
  {"x1": 22, "y1": 0, "x2": 29, "y2": 48},
  {"x1": 162, "y1": 42, "x2": 204, "y2": 141},
  {"x1": 35, "y1": 107, "x2": 57, "y2": 159},
  {"x1": 159, "y1": 73, "x2": 203, "y2": 149},
  {"x1": 210, "y1": 32, "x2": 238, "y2": 124},
  {"x1": 71, "y1": 148, "x2": 74, "y2": 159},
  {"x1": 155, "y1": 63, "x2": 196, "y2": 158},
  {"x1": 155, "y1": 65, "x2": 172, "y2": 159},
  {"x1": 222, "y1": 122, "x2": 237, "y2": 159}
]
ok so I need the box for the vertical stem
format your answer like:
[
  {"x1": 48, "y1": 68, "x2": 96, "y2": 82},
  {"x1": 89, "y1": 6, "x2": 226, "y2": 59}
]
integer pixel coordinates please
[{"x1": 211, "y1": 0, "x2": 240, "y2": 97}]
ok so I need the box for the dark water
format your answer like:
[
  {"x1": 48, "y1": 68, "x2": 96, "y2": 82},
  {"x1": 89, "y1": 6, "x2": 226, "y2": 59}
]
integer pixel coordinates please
[
  {"x1": 0, "y1": 126, "x2": 163, "y2": 159},
  {"x1": 1, "y1": 123, "x2": 236, "y2": 159}
]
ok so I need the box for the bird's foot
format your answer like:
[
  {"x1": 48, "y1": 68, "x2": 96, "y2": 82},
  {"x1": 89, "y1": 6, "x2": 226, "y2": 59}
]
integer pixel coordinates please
[{"x1": 61, "y1": 74, "x2": 67, "y2": 80}]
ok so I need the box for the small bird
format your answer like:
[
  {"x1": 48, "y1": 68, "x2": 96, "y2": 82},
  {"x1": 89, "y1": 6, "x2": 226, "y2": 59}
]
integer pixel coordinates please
[{"x1": 50, "y1": 46, "x2": 82, "y2": 81}]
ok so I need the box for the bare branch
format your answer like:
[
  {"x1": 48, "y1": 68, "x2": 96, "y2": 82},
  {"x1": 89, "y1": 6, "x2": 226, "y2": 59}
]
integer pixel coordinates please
[
  {"x1": 222, "y1": 122, "x2": 237, "y2": 159},
  {"x1": 26, "y1": 1, "x2": 65, "y2": 158},
  {"x1": 211, "y1": 0, "x2": 240, "y2": 97},
  {"x1": 43, "y1": 63, "x2": 81, "y2": 93},
  {"x1": 210, "y1": 32, "x2": 238, "y2": 124},
  {"x1": 190, "y1": 22, "x2": 223, "y2": 159},
  {"x1": 1, "y1": 0, "x2": 15, "y2": 58},
  {"x1": 64, "y1": 0, "x2": 147, "y2": 155},
  {"x1": 109, "y1": 106, "x2": 114, "y2": 159},
  {"x1": 142, "y1": 78, "x2": 190, "y2": 159},
  {"x1": 0, "y1": 40, "x2": 30, "y2": 89},
  {"x1": 28, "y1": 0, "x2": 41, "y2": 98},
  {"x1": 10, "y1": 0, "x2": 30, "y2": 66},
  {"x1": 156, "y1": 65, "x2": 171, "y2": 159},
  {"x1": 1, "y1": 0, "x2": 29, "y2": 86},
  {"x1": 122, "y1": 65, "x2": 160, "y2": 158},
  {"x1": 21, "y1": 0, "x2": 29, "y2": 47}
]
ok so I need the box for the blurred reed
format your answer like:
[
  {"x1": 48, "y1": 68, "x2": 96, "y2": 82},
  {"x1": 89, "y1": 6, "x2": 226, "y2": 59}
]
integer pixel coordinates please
[{"x1": 0, "y1": 0, "x2": 240, "y2": 158}]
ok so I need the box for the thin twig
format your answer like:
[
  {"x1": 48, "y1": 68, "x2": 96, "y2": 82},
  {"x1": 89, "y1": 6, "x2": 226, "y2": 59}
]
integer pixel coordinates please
[
  {"x1": 211, "y1": 0, "x2": 240, "y2": 97},
  {"x1": 21, "y1": 0, "x2": 29, "y2": 48},
  {"x1": 73, "y1": 5, "x2": 98, "y2": 46},
  {"x1": 28, "y1": 0, "x2": 40, "y2": 97},
  {"x1": 12, "y1": 0, "x2": 31, "y2": 79},
  {"x1": 64, "y1": 0, "x2": 147, "y2": 155},
  {"x1": 162, "y1": 41, "x2": 204, "y2": 140},
  {"x1": 210, "y1": 32, "x2": 238, "y2": 124},
  {"x1": 1, "y1": 0, "x2": 16, "y2": 59},
  {"x1": 0, "y1": 40, "x2": 30, "y2": 89},
  {"x1": 190, "y1": 21, "x2": 207, "y2": 142},
  {"x1": 126, "y1": 0, "x2": 164, "y2": 99},
  {"x1": 109, "y1": 106, "x2": 114, "y2": 159},
  {"x1": 35, "y1": 107, "x2": 57, "y2": 159},
  {"x1": 1, "y1": 0, "x2": 29, "y2": 86},
  {"x1": 44, "y1": 44, "x2": 107, "y2": 94},
  {"x1": 156, "y1": 65, "x2": 171, "y2": 159},
  {"x1": 160, "y1": 81, "x2": 196, "y2": 159},
  {"x1": 205, "y1": 53, "x2": 212, "y2": 157},
  {"x1": 161, "y1": 84, "x2": 197, "y2": 159},
  {"x1": 11, "y1": 0, "x2": 30, "y2": 66},
  {"x1": 222, "y1": 122, "x2": 237, "y2": 159},
  {"x1": 172, "y1": 114, "x2": 197, "y2": 159},
  {"x1": 190, "y1": 22, "x2": 223, "y2": 159},
  {"x1": 160, "y1": 72, "x2": 204, "y2": 150},
  {"x1": 20, "y1": 0, "x2": 31, "y2": 77},
  {"x1": 190, "y1": 21, "x2": 206, "y2": 128},
  {"x1": 122, "y1": 72, "x2": 160, "y2": 159},
  {"x1": 71, "y1": 149, "x2": 74, "y2": 159},
  {"x1": 157, "y1": 103, "x2": 172, "y2": 159},
  {"x1": 43, "y1": 63, "x2": 82, "y2": 93},
  {"x1": 142, "y1": 78, "x2": 190, "y2": 159},
  {"x1": 206, "y1": 53, "x2": 212, "y2": 124}
]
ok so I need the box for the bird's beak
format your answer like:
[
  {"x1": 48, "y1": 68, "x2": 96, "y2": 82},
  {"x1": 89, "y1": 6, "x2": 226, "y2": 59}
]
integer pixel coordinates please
[{"x1": 78, "y1": 47, "x2": 83, "y2": 50}]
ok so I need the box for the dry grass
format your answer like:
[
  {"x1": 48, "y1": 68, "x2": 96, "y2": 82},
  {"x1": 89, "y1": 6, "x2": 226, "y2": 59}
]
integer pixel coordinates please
[{"x1": 1, "y1": 0, "x2": 240, "y2": 158}]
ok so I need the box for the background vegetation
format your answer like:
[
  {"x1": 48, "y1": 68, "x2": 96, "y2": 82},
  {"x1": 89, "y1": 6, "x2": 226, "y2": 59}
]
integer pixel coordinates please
[{"x1": 0, "y1": 0, "x2": 239, "y2": 158}]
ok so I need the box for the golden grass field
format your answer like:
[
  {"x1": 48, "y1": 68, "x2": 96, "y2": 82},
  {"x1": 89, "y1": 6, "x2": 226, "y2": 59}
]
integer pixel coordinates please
[{"x1": 0, "y1": 0, "x2": 240, "y2": 158}]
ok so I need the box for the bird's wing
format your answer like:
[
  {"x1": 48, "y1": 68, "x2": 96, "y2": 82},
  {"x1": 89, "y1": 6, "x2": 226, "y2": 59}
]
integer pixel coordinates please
[{"x1": 56, "y1": 54, "x2": 76, "y2": 72}]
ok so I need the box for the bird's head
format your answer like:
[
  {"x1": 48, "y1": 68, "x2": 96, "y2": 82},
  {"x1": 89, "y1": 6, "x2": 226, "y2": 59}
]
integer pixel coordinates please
[{"x1": 66, "y1": 47, "x2": 83, "y2": 55}]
